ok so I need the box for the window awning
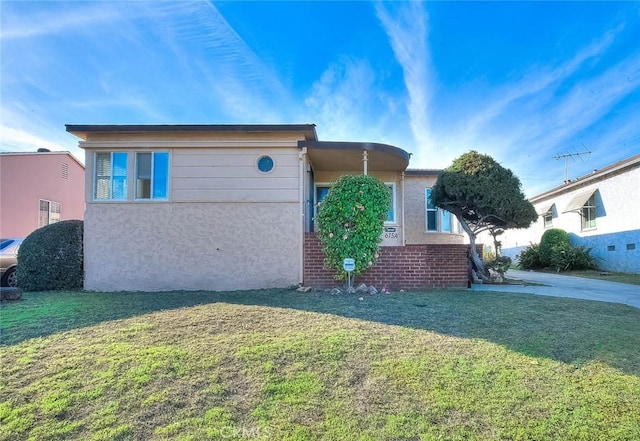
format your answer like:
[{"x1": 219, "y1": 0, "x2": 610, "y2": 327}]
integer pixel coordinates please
[
  {"x1": 537, "y1": 203, "x2": 554, "y2": 215},
  {"x1": 563, "y1": 189, "x2": 596, "y2": 213}
]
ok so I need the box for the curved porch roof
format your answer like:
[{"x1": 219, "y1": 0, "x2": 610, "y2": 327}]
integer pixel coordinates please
[{"x1": 299, "y1": 140, "x2": 411, "y2": 172}]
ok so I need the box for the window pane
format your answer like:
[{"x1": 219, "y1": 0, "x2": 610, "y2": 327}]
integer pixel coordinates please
[
  {"x1": 112, "y1": 153, "x2": 128, "y2": 200},
  {"x1": 39, "y1": 200, "x2": 49, "y2": 227},
  {"x1": 136, "y1": 153, "x2": 152, "y2": 199},
  {"x1": 152, "y1": 152, "x2": 169, "y2": 198},
  {"x1": 386, "y1": 184, "x2": 395, "y2": 223},
  {"x1": 50, "y1": 202, "x2": 61, "y2": 224},
  {"x1": 95, "y1": 153, "x2": 112, "y2": 199},
  {"x1": 441, "y1": 210, "x2": 452, "y2": 232},
  {"x1": 581, "y1": 195, "x2": 596, "y2": 230},
  {"x1": 316, "y1": 186, "x2": 330, "y2": 204},
  {"x1": 425, "y1": 188, "x2": 438, "y2": 231},
  {"x1": 426, "y1": 188, "x2": 434, "y2": 209},
  {"x1": 427, "y1": 211, "x2": 438, "y2": 231}
]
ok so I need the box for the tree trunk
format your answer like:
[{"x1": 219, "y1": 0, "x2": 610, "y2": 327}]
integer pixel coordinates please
[{"x1": 457, "y1": 217, "x2": 489, "y2": 282}]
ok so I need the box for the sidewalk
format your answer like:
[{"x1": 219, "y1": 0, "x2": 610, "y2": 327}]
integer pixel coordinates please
[{"x1": 472, "y1": 269, "x2": 640, "y2": 309}]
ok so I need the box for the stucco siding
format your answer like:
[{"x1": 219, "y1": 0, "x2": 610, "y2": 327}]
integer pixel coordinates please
[
  {"x1": 404, "y1": 175, "x2": 465, "y2": 245},
  {"x1": 494, "y1": 164, "x2": 640, "y2": 272},
  {"x1": 84, "y1": 202, "x2": 301, "y2": 291},
  {"x1": 576, "y1": 230, "x2": 640, "y2": 273},
  {"x1": 0, "y1": 153, "x2": 85, "y2": 237}
]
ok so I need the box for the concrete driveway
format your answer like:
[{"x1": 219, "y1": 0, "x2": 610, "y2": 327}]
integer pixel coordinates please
[{"x1": 472, "y1": 269, "x2": 640, "y2": 309}]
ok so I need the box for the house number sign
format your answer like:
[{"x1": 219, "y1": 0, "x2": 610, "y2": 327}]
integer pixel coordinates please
[{"x1": 343, "y1": 258, "x2": 356, "y2": 272}]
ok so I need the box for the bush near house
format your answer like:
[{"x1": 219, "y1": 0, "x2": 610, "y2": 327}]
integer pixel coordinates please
[
  {"x1": 539, "y1": 228, "x2": 571, "y2": 267},
  {"x1": 518, "y1": 228, "x2": 595, "y2": 272},
  {"x1": 315, "y1": 174, "x2": 391, "y2": 279},
  {"x1": 16, "y1": 220, "x2": 83, "y2": 291}
]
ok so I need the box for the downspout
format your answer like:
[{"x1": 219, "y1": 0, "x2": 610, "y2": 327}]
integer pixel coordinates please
[
  {"x1": 298, "y1": 147, "x2": 307, "y2": 287},
  {"x1": 363, "y1": 150, "x2": 368, "y2": 175},
  {"x1": 401, "y1": 171, "x2": 406, "y2": 245}
]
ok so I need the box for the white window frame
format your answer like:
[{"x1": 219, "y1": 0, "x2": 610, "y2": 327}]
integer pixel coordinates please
[
  {"x1": 581, "y1": 194, "x2": 596, "y2": 231},
  {"x1": 385, "y1": 182, "x2": 397, "y2": 225},
  {"x1": 38, "y1": 199, "x2": 61, "y2": 228},
  {"x1": 94, "y1": 151, "x2": 128, "y2": 201},
  {"x1": 426, "y1": 188, "x2": 438, "y2": 232},
  {"x1": 134, "y1": 151, "x2": 170, "y2": 201},
  {"x1": 543, "y1": 209, "x2": 553, "y2": 228},
  {"x1": 425, "y1": 187, "x2": 459, "y2": 234}
]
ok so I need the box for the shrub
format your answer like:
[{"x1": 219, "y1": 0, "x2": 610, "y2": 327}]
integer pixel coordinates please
[
  {"x1": 517, "y1": 239, "x2": 596, "y2": 272},
  {"x1": 486, "y1": 256, "x2": 512, "y2": 277},
  {"x1": 548, "y1": 243, "x2": 596, "y2": 272},
  {"x1": 539, "y1": 228, "x2": 571, "y2": 267},
  {"x1": 17, "y1": 220, "x2": 84, "y2": 291},
  {"x1": 517, "y1": 243, "x2": 543, "y2": 270},
  {"x1": 315, "y1": 174, "x2": 391, "y2": 279}
]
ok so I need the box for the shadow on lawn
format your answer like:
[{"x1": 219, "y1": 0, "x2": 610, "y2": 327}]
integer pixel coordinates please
[{"x1": 2, "y1": 288, "x2": 639, "y2": 376}]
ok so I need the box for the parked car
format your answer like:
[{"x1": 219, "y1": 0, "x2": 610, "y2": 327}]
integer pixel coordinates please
[{"x1": 1, "y1": 238, "x2": 23, "y2": 288}]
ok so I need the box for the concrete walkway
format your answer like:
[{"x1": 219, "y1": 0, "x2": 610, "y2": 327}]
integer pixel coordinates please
[{"x1": 472, "y1": 269, "x2": 640, "y2": 309}]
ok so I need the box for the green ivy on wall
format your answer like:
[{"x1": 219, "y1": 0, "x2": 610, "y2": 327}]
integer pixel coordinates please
[{"x1": 315, "y1": 174, "x2": 391, "y2": 279}]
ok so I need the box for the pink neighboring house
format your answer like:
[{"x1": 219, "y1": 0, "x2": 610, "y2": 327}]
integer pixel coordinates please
[{"x1": 0, "y1": 151, "x2": 85, "y2": 238}]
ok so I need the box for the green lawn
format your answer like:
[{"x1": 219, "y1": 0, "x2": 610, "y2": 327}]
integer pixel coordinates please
[
  {"x1": 562, "y1": 270, "x2": 640, "y2": 286},
  {"x1": 1, "y1": 288, "x2": 639, "y2": 440}
]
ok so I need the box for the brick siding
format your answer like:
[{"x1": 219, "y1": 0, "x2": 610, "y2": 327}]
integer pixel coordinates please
[{"x1": 304, "y1": 233, "x2": 475, "y2": 290}]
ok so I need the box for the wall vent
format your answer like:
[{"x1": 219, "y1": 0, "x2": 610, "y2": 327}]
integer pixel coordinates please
[{"x1": 62, "y1": 163, "x2": 69, "y2": 179}]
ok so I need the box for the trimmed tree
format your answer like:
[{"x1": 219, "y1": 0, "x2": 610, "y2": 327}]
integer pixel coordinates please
[
  {"x1": 432, "y1": 151, "x2": 537, "y2": 280},
  {"x1": 315, "y1": 174, "x2": 391, "y2": 279}
]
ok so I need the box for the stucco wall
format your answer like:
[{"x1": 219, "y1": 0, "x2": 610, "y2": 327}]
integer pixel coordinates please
[
  {"x1": 404, "y1": 175, "x2": 466, "y2": 245},
  {"x1": 0, "y1": 153, "x2": 85, "y2": 237},
  {"x1": 84, "y1": 202, "x2": 301, "y2": 291},
  {"x1": 493, "y1": 164, "x2": 640, "y2": 273}
]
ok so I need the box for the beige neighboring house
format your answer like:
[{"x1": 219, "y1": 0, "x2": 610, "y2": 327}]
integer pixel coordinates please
[
  {"x1": 488, "y1": 153, "x2": 640, "y2": 274},
  {"x1": 0, "y1": 151, "x2": 85, "y2": 238},
  {"x1": 66, "y1": 124, "x2": 467, "y2": 292}
]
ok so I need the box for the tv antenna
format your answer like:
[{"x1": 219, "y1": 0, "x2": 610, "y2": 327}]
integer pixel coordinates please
[{"x1": 553, "y1": 145, "x2": 591, "y2": 183}]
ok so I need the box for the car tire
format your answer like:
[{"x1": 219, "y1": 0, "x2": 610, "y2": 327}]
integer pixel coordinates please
[{"x1": 2, "y1": 267, "x2": 18, "y2": 288}]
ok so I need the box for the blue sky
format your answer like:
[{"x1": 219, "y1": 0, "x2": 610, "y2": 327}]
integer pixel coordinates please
[{"x1": 1, "y1": 1, "x2": 639, "y2": 196}]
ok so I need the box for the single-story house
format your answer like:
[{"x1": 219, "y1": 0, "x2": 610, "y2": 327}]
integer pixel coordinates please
[
  {"x1": 488, "y1": 153, "x2": 640, "y2": 274},
  {"x1": 0, "y1": 150, "x2": 85, "y2": 238},
  {"x1": 66, "y1": 124, "x2": 469, "y2": 291}
]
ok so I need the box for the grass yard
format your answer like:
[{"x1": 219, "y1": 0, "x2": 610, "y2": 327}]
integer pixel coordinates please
[
  {"x1": 561, "y1": 270, "x2": 640, "y2": 286},
  {"x1": 1, "y1": 288, "x2": 639, "y2": 440}
]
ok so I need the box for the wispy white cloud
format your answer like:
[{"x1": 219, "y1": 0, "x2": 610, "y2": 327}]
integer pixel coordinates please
[
  {"x1": 304, "y1": 58, "x2": 378, "y2": 140},
  {"x1": 463, "y1": 27, "x2": 621, "y2": 137},
  {"x1": 0, "y1": 126, "x2": 66, "y2": 152},
  {"x1": 375, "y1": 1, "x2": 433, "y2": 161},
  {"x1": 0, "y1": 2, "x2": 125, "y2": 40},
  {"x1": 143, "y1": 1, "x2": 292, "y2": 122}
]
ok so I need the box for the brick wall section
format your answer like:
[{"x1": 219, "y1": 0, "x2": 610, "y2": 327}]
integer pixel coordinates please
[{"x1": 304, "y1": 233, "x2": 474, "y2": 290}]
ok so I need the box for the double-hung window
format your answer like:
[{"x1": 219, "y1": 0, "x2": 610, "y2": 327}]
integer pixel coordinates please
[
  {"x1": 581, "y1": 194, "x2": 596, "y2": 230},
  {"x1": 38, "y1": 200, "x2": 61, "y2": 227},
  {"x1": 543, "y1": 209, "x2": 553, "y2": 228},
  {"x1": 135, "y1": 152, "x2": 169, "y2": 200},
  {"x1": 95, "y1": 152, "x2": 128, "y2": 200},
  {"x1": 426, "y1": 188, "x2": 438, "y2": 231},
  {"x1": 426, "y1": 188, "x2": 457, "y2": 233}
]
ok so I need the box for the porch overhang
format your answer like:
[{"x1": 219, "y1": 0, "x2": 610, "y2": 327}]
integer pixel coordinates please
[{"x1": 299, "y1": 140, "x2": 410, "y2": 172}]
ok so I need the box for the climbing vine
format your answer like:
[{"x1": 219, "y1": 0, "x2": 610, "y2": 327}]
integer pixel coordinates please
[{"x1": 315, "y1": 174, "x2": 391, "y2": 279}]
